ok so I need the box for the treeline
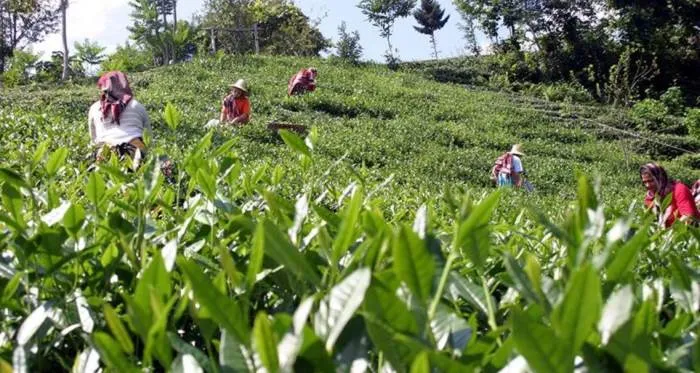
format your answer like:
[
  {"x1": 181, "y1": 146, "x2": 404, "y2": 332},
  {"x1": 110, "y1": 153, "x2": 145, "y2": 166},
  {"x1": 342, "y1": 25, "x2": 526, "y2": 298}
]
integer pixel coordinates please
[
  {"x1": 451, "y1": 0, "x2": 700, "y2": 106},
  {"x1": 2, "y1": 0, "x2": 699, "y2": 109},
  {"x1": 0, "y1": 0, "x2": 330, "y2": 85}
]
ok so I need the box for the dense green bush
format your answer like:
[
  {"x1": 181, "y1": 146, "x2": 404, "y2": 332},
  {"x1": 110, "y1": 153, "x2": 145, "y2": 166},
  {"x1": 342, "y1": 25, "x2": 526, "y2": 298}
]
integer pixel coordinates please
[
  {"x1": 685, "y1": 108, "x2": 700, "y2": 139},
  {"x1": 660, "y1": 86, "x2": 686, "y2": 116},
  {"x1": 629, "y1": 98, "x2": 670, "y2": 132}
]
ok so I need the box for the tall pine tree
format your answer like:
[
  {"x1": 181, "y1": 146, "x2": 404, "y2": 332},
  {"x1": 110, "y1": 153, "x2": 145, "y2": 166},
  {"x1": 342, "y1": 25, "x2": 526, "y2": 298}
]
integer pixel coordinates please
[{"x1": 412, "y1": 0, "x2": 449, "y2": 60}]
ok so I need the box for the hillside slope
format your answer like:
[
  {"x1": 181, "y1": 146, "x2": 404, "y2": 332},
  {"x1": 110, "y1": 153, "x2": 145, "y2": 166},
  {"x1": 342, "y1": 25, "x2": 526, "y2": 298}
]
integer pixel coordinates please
[{"x1": 2, "y1": 55, "x2": 698, "y2": 214}]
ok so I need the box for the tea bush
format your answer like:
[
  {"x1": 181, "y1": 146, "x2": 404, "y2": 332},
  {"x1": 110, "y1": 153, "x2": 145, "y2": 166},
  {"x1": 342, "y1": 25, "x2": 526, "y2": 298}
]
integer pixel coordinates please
[
  {"x1": 629, "y1": 98, "x2": 670, "y2": 132},
  {"x1": 685, "y1": 108, "x2": 700, "y2": 139}
]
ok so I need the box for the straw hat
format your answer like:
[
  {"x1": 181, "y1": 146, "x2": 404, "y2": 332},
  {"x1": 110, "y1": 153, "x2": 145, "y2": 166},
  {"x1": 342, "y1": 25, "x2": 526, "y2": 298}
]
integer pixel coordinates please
[
  {"x1": 230, "y1": 79, "x2": 248, "y2": 94},
  {"x1": 510, "y1": 144, "x2": 525, "y2": 156}
]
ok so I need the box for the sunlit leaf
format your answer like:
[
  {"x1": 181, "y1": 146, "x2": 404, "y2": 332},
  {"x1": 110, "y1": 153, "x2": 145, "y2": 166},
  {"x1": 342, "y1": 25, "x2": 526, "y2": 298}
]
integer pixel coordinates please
[
  {"x1": 314, "y1": 268, "x2": 371, "y2": 352},
  {"x1": 393, "y1": 226, "x2": 434, "y2": 304},
  {"x1": 253, "y1": 312, "x2": 279, "y2": 373}
]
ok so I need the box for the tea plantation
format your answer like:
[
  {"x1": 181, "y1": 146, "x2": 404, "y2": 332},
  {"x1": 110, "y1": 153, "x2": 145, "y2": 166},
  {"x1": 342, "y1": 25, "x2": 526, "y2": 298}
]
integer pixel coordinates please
[{"x1": 0, "y1": 55, "x2": 698, "y2": 372}]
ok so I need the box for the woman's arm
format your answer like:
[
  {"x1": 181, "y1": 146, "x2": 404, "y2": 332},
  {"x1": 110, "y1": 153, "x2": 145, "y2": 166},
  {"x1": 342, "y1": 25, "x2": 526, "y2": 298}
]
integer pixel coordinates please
[
  {"x1": 88, "y1": 108, "x2": 97, "y2": 144},
  {"x1": 231, "y1": 113, "x2": 249, "y2": 124},
  {"x1": 674, "y1": 184, "x2": 699, "y2": 223},
  {"x1": 140, "y1": 104, "x2": 152, "y2": 137},
  {"x1": 512, "y1": 172, "x2": 522, "y2": 188}
]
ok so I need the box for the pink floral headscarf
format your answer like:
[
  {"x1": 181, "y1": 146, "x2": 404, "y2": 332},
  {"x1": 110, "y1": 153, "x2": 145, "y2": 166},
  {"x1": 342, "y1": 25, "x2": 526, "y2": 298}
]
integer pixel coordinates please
[{"x1": 97, "y1": 71, "x2": 133, "y2": 124}]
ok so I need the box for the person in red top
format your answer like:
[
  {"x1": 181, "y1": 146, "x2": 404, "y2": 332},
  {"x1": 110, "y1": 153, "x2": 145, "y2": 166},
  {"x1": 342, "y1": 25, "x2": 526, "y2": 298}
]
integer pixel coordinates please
[
  {"x1": 220, "y1": 79, "x2": 251, "y2": 125},
  {"x1": 288, "y1": 67, "x2": 317, "y2": 96},
  {"x1": 640, "y1": 163, "x2": 699, "y2": 227}
]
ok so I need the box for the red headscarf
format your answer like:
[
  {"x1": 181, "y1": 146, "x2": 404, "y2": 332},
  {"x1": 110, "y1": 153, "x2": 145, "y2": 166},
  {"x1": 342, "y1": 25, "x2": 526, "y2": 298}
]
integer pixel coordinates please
[{"x1": 97, "y1": 71, "x2": 133, "y2": 124}]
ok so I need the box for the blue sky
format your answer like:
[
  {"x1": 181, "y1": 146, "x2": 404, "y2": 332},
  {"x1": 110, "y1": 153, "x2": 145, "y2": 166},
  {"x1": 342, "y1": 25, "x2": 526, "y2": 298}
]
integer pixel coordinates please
[{"x1": 34, "y1": 0, "x2": 478, "y2": 62}]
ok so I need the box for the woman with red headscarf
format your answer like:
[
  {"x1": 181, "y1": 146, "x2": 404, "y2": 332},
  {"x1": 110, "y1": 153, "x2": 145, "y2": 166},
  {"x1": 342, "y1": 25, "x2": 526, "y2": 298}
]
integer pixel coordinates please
[
  {"x1": 88, "y1": 71, "x2": 151, "y2": 168},
  {"x1": 640, "y1": 163, "x2": 699, "y2": 227},
  {"x1": 287, "y1": 67, "x2": 317, "y2": 96}
]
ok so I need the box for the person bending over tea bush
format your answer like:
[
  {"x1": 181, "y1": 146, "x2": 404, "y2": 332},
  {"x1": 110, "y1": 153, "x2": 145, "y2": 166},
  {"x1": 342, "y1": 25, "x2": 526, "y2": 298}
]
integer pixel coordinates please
[
  {"x1": 288, "y1": 67, "x2": 317, "y2": 96},
  {"x1": 491, "y1": 144, "x2": 532, "y2": 191},
  {"x1": 88, "y1": 71, "x2": 151, "y2": 170},
  {"x1": 640, "y1": 163, "x2": 699, "y2": 228},
  {"x1": 218, "y1": 79, "x2": 251, "y2": 125}
]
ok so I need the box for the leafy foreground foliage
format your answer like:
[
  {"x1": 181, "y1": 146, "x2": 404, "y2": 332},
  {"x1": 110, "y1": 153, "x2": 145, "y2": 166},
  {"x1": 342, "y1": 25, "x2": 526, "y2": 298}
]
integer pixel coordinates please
[
  {"x1": 0, "y1": 131, "x2": 699, "y2": 372},
  {"x1": 0, "y1": 55, "x2": 699, "y2": 372}
]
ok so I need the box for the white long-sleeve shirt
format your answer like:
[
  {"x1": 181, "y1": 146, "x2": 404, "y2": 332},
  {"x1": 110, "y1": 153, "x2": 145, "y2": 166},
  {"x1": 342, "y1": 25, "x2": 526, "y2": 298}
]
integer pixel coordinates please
[{"x1": 88, "y1": 99, "x2": 151, "y2": 146}]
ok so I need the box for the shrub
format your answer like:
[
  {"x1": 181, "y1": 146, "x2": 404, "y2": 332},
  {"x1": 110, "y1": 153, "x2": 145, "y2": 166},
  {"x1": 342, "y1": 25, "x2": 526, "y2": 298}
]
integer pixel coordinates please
[
  {"x1": 659, "y1": 86, "x2": 685, "y2": 116},
  {"x1": 1, "y1": 49, "x2": 39, "y2": 87},
  {"x1": 684, "y1": 108, "x2": 700, "y2": 139},
  {"x1": 541, "y1": 82, "x2": 594, "y2": 103},
  {"x1": 629, "y1": 98, "x2": 669, "y2": 132}
]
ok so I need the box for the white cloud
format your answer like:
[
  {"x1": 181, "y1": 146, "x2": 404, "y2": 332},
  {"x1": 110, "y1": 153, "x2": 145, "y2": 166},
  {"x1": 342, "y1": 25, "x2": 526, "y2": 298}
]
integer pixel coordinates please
[{"x1": 32, "y1": 0, "x2": 132, "y2": 60}]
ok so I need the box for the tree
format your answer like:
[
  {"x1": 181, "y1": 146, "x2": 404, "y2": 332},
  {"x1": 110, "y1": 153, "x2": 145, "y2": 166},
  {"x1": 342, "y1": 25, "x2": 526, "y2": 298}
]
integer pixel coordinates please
[
  {"x1": 34, "y1": 50, "x2": 81, "y2": 82},
  {"x1": 609, "y1": 0, "x2": 700, "y2": 100},
  {"x1": 456, "y1": 12, "x2": 479, "y2": 56},
  {"x1": 357, "y1": 0, "x2": 416, "y2": 66},
  {"x1": 74, "y1": 38, "x2": 105, "y2": 75},
  {"x1": 0, "y1": 0, "x2": 59, "y2": 72},
  {"x1": 1, "y1": 48, "x2": 39, "y2": 87},
  {"x1": 412, "y1": 0, "x2": 449, "y2": 60},
  {"x1": 100, "y1": 42, "x2": 154, "y2": 73},
  {"x1": 128, "y1": 0, "x2": 166, "y2": 65},
  {"x1": 334, "y1": 21, "x2": 363, "y2": 64},
  {"x1": 200, "y1": 0, "x2": 328, "y2": 56},
  {"x1": 59, "y1": 0, "x2": 68, "y2": 80}
]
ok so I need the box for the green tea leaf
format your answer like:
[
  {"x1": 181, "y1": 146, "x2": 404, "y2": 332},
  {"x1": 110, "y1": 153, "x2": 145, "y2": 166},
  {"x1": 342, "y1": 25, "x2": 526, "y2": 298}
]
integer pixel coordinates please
[
  {"x1": 92, "y1": 332, "x2": 139, "y2": 372},
  {"x1": 393, "y1": 225, "x2": 435, "y2": 304},
  {"x1": 163, "y1": 102, "x2": 182, "y2": 130},
  {"x1": 63, "y1": 203, "x2": 85, "y2": 236},
  {"x1": 253, "y1": 312, "x2": 279, "y2": 373},
  {"x1": 598, "y1": 285, "x2": 634, "y2": 345},
  {"x1": 512, "y1": 310, "x2": 572, "y2": 373},
  {"x1": 171, "y1": 354, "x2": 203, "y2": 373},
  {"x1": 279, "y1": 129, "x2": 311, "y2": 157},
  {"x1": 167, "y1": 332, "x2": 213, "y2": 373},
  {"x1": 454, "y1": 191, "x2": 500, "y2": 270},
  {"x1": 1, "y1": 272, "x2": 21, "y2": 304},
  {"x1": 86, "y1": 172, "x2": 105, "y2": 208},
  {"x1": 313, "y1": 268, "x2": 371, "y2": 352},
  {"x1": 103, "y1": 304, "x2": 134, "y2": 354},
  {"x1": 260, "y1": 219, "x2": 321, "y2": 286},
  {"x1": 196, "y1": 169, "x2": 216, "y2": 201},
  {"x1": 551, "y1": 264, "x2": 602, "y2": 354},
  {"x1": 45, "y1": 147, "x2": 68, "y2": 177},
  {"x1": 446, "y1": 272, "x2": 490, "y2": 316},
  {"x1": 410, "y1": 351, "x2": 430, "y2": 373},
  {"x1": 177, "y1": 257, "x2": 249, "y2": 344},
  {"x1": 0, "y1": 167, "x2": 29, "y2": 190},
  {"x1": 606, "y1": 227, "x2": 648, "y2": 282},
  {"x1": 331, "y1": 187, "x2": 363, "y2": 266},
  {"x1": 504, "y1": 254, "x2": 543, "y2": 307},
  {"x1": 220, "y1": 329, "x2": 253, "y2": 373},
  {"x1": 247, "y1": 223, "x2": 265, "y2": 291}
]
